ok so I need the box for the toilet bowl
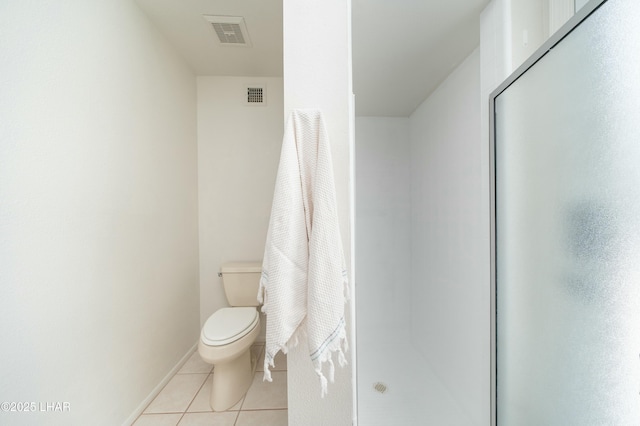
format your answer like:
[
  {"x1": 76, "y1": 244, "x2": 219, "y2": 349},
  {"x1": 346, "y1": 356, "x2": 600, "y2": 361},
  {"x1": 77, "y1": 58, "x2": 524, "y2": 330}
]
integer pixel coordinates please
[{"x1": 198, "y1": 262, "x2": 262, "y2": 411}]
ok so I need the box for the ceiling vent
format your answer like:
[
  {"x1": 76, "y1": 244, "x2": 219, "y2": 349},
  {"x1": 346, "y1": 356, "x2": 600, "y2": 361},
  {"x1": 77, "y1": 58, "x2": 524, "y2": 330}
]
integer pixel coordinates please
[
  {"x1": 245, "y1": 84, "x2": 266, "y2": 106},
  {"x1": 203, "y1": 15, "x2": 252, "y2": 47}
]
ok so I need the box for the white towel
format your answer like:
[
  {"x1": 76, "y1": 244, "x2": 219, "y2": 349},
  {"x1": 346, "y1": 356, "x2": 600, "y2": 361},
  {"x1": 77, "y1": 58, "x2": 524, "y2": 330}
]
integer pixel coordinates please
[{"x1": 258, "y1": 109, "x2": 349, "y2": 397}]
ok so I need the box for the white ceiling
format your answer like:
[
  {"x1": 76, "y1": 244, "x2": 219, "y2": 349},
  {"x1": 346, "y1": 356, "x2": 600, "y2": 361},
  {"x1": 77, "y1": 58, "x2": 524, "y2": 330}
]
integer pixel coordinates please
[
  {"x1": 134, "y1": 0, "x2": 283, "y2": 77},
  {"x1": 353, "y1": 0, "x2": 490, "y2": 116},
  {"x1": 134, "y1": 0, "x2": 490, "y2": 117}
]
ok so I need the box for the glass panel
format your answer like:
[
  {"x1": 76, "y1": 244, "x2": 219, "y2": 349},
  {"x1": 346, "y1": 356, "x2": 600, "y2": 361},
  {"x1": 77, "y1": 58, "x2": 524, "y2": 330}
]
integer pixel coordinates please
[{"x1": 495, "y1": 0, "x2": 640, "y2": 424}]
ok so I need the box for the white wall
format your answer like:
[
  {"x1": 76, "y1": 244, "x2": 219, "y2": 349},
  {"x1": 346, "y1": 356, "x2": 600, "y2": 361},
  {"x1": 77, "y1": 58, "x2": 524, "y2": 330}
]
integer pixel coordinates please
[
  {"x1": 511, "y1": 0, "x2": 546, "y2": 69},
  {"x1": 197, "y1": 76, "x2": 284, "y2": 336},
  {"x1": 355, "y1": 117, "x2": 411, "y2": 331},
  {"x1": 547, "y1": 0, "x2": 576, "y2": 36},
  {"x1": 510, "y1": 0, "x2": 576, "y2": 71},
  {"x1": 283, "y1": 0, "x2": 354, "y2": 424},
  {"x1": 0, "y1": 1, "x2": 199, "y2": 425},
  {"x1": 409, "y1": 49, "x2": 487, "y2": 425}
]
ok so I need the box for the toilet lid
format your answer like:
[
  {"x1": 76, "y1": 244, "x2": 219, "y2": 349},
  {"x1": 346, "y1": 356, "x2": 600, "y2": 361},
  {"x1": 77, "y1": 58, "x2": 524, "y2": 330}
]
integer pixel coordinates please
[{"x1": 201, "y1": 307, "x2": 259, "y2": 346}]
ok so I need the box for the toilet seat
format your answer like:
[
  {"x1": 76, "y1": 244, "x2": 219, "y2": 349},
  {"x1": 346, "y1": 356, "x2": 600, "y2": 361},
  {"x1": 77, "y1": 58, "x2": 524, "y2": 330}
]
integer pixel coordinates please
[{"x1": 201, "y1": 307, "x2": 259, "y2": 346}]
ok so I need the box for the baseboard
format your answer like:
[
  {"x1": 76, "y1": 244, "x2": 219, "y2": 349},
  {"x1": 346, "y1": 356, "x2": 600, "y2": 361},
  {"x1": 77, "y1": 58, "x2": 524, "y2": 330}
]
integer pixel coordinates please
[{"x1": 122, "y1": 342, "x2": 198, "y2": 426}]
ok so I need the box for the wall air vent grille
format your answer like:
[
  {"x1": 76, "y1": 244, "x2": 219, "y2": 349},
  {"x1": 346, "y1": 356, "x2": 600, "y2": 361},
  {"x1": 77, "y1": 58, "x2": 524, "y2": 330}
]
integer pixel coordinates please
[
  {"x1": 247, "y1": 87, "x2": 263, "y2": 103},
  {"x1": 245, "y1": 85, "x2": 266, "y2": 106},
  {"x1": 203, "y1": 15, "x2": 252, "y2": 47}
]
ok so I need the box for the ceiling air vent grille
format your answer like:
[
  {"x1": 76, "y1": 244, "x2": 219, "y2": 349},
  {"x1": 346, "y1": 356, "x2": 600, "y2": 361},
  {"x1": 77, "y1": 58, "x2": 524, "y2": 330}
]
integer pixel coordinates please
[
  {"x1": 213, "y1": 23, "x2": 245, "y2": 44},
  {"x1": 203, "y1": 15, "x2": 252, "y2": 47}
]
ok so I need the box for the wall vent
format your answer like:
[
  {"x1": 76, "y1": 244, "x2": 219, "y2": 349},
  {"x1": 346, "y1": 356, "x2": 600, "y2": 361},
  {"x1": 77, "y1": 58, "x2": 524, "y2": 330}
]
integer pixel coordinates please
[
  {"x1": 203, "y1": 15, "x2": 252, "y2": 47},
  {"x1": 245, "y1": 85, "x2": 266, "y2": 106},
  {"x1": 373, "y1": 382, "x2": 388, "y2": 394}
]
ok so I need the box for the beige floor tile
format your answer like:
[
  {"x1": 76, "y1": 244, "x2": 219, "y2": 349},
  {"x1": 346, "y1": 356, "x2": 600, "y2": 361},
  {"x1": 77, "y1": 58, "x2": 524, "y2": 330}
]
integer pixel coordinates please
[
  {"x1": 256, "y1": 350, "x2": 265, "y2": 372},
  {"x1": 273, "y1": 352, "x2": 287, "y2": 371},
  {"x1": 242, "y1": 371, "x2": 287, "y2": 410},
  {"x1": 187, "y1": 374, "x2": 245, "y2": 412},
  {"x1": 132, "y1": 413, "x2": 182, "y2": 426},
  {"x1": 186, "y1": 374, "x2": 213, "y2": 412},
  {"x1": 144, "y1": 374, "x2": 208, "y2": 414},
  {"x1": 178, "y1": 351, "x2": 213, "y2": 374},
  {"x1": 256, "y1": 350, "x2": 287, "y2": 372},
  {"x1": 178, "y1": 411, "x2": 238, "y2": 426},
  {"x1": 228, "y1": 396, "x2": 245, "y2": 411},
  {"x1": 235, "y1": 409, "x2": 288, "y2": 426}
]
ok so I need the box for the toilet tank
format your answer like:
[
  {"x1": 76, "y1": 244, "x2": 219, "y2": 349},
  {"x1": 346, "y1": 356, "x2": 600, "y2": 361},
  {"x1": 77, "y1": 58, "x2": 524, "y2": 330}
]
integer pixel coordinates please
[{"x1": 220, "y1": 261, "x2": 262, "y2": 307}]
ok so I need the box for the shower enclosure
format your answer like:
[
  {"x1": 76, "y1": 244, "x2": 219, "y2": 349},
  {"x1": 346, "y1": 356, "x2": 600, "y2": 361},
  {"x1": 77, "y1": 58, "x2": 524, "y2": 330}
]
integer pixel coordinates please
[
  {"x1": 491, "y1": 0, "x2": 640, "y2": 424},
  {"x1": 354, "y1": 55, "x2": 486, "y2": 424},
  {"x1": 354, "y1": 117, "x2": 478, "y2": 425}
]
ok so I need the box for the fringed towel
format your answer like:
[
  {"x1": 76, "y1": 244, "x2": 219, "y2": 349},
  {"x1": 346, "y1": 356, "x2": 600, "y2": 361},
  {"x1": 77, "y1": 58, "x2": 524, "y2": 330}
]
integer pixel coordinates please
[{"x1": 258, "y1": 109, "x2": 349, "y2": 397}]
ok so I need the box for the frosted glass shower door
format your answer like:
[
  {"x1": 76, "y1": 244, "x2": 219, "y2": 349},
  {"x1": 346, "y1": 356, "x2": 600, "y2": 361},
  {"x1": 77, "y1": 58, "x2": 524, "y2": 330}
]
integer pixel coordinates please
[{"x1": 493, "y1": 0, "x2": 640, "y2": 424}]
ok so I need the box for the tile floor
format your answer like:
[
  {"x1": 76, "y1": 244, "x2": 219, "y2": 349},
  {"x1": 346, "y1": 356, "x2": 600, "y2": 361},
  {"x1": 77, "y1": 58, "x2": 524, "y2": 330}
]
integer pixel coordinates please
[{"x1": 132, "y1": 342, "x2": 287, "y2": 426}]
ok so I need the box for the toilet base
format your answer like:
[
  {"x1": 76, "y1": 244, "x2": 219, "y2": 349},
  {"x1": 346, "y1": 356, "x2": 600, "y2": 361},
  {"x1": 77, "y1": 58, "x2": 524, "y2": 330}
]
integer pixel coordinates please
[
  {"x1": 198, "y1": 315, "x2": 260, "y2": 412},
  {"x1": 210, "y1": 349, "x2": 257, "y2": 411}
]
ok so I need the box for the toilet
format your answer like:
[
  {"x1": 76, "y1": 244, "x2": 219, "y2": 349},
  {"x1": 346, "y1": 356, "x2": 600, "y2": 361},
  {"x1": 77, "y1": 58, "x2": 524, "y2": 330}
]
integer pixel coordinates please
[{"x1": 198, "y1": 261, "x2": 262, "y2": 411}]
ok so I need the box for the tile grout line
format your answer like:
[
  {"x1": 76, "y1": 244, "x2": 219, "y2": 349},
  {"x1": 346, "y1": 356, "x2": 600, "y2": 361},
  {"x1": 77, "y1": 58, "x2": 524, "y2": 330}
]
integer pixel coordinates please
[
  {"x1": 133, "y1": 343, "x2": 288, "y2": 425},
  {"x1": 181, "y1": 372, "x2": 212, "y2": 419},
  {"x1": 233, "y1": 345, "x2": 258, "y2": 426},
  {"x1": 239, "y1": 408, "x2": 288, "y2": 412},
  {"x1": 132, "y1": 367, "x2": 179, "y2": 424},
  {"x1": 232, "y1": 407, "x2": 241, "y2": 426}
]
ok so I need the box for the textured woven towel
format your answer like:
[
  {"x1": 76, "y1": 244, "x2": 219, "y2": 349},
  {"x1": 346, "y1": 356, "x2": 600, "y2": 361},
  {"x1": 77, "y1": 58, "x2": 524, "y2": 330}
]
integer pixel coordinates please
[{"x1": 258, "y1": 109, "x2": 349, "y2": 397}]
